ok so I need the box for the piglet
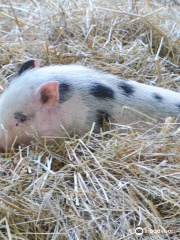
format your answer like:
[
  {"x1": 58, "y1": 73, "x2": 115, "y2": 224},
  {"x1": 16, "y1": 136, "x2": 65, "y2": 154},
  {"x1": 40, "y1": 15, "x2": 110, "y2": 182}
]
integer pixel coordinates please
[{"x1": 0, "y1": 60, "x2": 180, "y2": 152}]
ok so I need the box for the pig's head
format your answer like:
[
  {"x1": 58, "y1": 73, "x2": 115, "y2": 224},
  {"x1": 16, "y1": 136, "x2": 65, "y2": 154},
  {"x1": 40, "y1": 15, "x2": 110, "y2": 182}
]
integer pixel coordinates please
[{"x1": 0, "y1": 60, "x2": 59, "y2": 152}]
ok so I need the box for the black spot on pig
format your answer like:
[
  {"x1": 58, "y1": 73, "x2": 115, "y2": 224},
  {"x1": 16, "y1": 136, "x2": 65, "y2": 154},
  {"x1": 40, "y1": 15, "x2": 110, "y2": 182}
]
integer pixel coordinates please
[
  {"x1": 58, "y1": 83, "x2": 74, "y2": 103},
  {"x1": 176, "y1": 104, "x2": 180, "y2": 110},
  {"x1": 118, "y1": 82, "x2": 134, "y2": 96},
  {"x1": 14, "y1": 112, "x2": 27, "y2": 122},
  {"x1": 153, "y1": 93, "x2": 163, "y2": 102},
  {"x1": 96, "y1": 110, "x2": 111, "y2": 128},
  {"x1": 90, "y1": 83, "x2": 114, "y2": 99}
]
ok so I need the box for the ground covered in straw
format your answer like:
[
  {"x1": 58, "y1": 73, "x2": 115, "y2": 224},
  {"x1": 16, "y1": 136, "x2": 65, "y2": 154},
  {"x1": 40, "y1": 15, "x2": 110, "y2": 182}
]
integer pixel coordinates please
[{"x1": 0, "y1": 0, "x2": 180, "y2": 239}]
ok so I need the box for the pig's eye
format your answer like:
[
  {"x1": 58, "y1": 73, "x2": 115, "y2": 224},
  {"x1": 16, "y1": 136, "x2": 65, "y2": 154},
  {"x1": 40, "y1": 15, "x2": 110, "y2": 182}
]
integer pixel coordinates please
[{"x1": 14, "y1": 112, "x2": 27, "y2": 122}]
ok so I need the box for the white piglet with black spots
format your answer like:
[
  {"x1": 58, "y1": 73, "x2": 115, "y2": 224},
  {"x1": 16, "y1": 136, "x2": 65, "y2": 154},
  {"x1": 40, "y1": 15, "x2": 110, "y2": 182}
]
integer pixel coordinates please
[{"x1": 0, "y1": 60, "x2": 180, "y2": 152}]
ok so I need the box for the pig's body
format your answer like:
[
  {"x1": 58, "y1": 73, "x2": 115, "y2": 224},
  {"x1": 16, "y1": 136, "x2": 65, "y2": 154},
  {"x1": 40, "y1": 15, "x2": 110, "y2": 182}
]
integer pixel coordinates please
[{"x1": 0, "y1": 62, "x2": 180, "y2": 152}]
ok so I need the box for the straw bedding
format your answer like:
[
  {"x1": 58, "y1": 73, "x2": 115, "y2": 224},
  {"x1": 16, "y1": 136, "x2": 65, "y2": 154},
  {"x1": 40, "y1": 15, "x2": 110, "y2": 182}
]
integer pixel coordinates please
[{"x1": 0, "y1": 0, "x2": 180, "y2": 239}]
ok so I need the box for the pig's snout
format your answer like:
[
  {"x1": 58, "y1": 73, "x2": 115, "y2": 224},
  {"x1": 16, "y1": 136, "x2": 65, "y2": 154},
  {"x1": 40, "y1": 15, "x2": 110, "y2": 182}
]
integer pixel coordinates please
[
  {"x1": 0, "y1": 126, "x2": 7, "y2": 153},
  {"x1": 0, "y1": 123, "x2": 16, "y2": 153}
]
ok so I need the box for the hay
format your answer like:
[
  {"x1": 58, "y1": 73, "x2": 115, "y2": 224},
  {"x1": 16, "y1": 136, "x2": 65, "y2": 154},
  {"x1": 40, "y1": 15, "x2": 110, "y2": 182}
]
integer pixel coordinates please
[{"x1": 0, "y1": 0, "x2": 180, "y2": 239}]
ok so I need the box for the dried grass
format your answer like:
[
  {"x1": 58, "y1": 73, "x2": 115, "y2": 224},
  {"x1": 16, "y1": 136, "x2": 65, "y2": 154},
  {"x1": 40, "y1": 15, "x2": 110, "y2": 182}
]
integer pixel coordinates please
[{"x1": 0, "y1": 0, "x2": 180, "y2": 239}]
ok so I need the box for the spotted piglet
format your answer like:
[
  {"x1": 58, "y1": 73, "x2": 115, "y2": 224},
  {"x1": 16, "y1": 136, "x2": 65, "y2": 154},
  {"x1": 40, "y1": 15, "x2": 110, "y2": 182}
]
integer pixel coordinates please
[{"x1": 0, "y1": 60, "x2": 180, "y2": 152}]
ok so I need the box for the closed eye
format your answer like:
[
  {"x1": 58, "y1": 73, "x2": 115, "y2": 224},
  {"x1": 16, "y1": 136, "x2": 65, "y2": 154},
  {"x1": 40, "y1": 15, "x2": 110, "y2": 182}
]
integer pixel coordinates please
[{"x1": 14, "y1": 112, "x2": 27, "y2": 122}]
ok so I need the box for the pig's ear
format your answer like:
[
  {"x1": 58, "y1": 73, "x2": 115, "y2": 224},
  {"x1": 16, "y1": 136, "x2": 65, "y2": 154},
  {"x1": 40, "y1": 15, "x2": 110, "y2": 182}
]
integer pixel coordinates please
[
  {"x1": 18, "y1": 59, "x2": 38, "y2": 76},
  {"x1": 35, "y1": 81, "x2": 59, "y2": 108}
]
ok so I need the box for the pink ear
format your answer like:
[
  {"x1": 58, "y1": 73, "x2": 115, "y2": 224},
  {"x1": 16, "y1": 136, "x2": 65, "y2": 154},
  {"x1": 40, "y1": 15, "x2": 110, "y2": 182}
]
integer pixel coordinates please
[
  {"x1": 34, "y1": 59, "x2": 39, "y2": 68},
  {"x1": 36, "y1": 81, "x2": 59, "y2": 108}
]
